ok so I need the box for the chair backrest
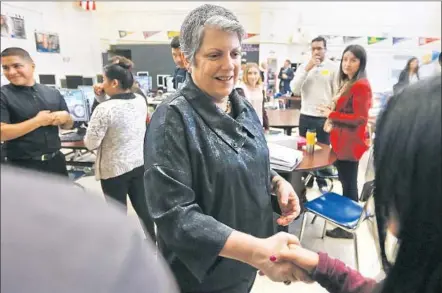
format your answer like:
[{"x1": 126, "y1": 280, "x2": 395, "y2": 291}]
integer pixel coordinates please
[
  {"x1": 353, "y1": 180, "x2": 375, "y2": 230},
  {"x1": 360, "y1": 180, "x2": 375, "y2": 202}
]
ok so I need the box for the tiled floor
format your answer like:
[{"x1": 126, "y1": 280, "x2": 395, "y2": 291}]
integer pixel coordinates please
[{"x1": 75, "y1": 150, "x2": 382, "y2": 292}]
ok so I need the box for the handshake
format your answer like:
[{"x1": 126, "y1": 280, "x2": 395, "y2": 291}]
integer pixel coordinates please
[
  {"x1": 34, "y1": 110, "x2": 71, "y2": 127},
  {"x1": 254, "y1": 232, "x2": 320, "y2": 285}
]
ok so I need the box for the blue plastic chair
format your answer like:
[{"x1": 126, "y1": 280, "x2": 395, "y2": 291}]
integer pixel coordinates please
[{"x1": 298, "y1": 180, "x2": 375, "y2": 271}]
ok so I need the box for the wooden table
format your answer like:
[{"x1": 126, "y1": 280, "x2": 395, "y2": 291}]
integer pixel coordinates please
[
  {"x1": 267, "y1": 109, "x2": 300, "y2": 136},
  {"x1": 295, "y1": 143, "x2": 337, "y2": 172},
  {"x1": 61, "y1": 140, "x2": 94, "y2": 168}
]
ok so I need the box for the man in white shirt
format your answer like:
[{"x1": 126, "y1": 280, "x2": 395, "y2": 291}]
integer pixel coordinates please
[{"x1": 292, "y1": 36, "x2": 338, "y2": 188}]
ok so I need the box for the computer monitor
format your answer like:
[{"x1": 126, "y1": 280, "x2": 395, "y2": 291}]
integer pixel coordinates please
[
  {"x1": 78, "y1": 86, "x2": 95, "y2": 112},
  {"x1": 59, "y1": 89, "x2": 90, "y2": 122},
  {"x1": 157, "y1": 74, "x2": 170, "y2": 89},
  {"x1": 134, "y1": 76, "x2": 151, "y2": 96},
  {"x1": 39, "y1": 74, "x2": 56, "y2": 85},
  {"x1": 165, "y1": 76, "x2": 175, "y2": 92},
  {"x1": 137, "y1": 71, "x2": 149, "y2": 76},
  {"x1": 83, "y1": 77, "x2": 94, "y2": 86},
  {"x1": 66, "y1": 75, "x2": 84, "y2": 89}
]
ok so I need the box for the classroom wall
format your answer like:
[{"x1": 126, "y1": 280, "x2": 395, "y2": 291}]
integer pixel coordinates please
[
  {"x1": 2, "y1": 1, "x2": 440, "y2": 92},
  {"x1": 1, "y1": 2, "x2": 103, "y2": 86},
  {"x1": 259, "y1": 2, "x2": 442, "y2": 92},
  {"x1": 96, "y1": 1, "x2": 261, "y2": 44}
]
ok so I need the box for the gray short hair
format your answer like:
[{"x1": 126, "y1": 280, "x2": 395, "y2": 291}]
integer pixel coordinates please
[{"x1": 180, "y1": 4, "x2": 245, "y2": 65}]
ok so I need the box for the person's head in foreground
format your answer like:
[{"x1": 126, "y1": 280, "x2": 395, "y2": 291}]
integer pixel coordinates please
[
  {"x1": 1, "y1": 47, "x2": 35, "y2": 87},
  {"x1": 373, "y1": 74, "x2": 441, "y2": 293},
  {"x1": 0, "y1": 166, "x2": 179, "y2": 293},
  {"x1": 179, "y1": 4, "x2": 245, "y2": 100},
  {"x1": 275, "y1": 75, "x2": 442, "y2": 293}
]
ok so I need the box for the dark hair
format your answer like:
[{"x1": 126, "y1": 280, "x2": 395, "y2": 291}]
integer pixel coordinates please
[
  {"x1": 338, "y1": 44, "x2": 367, "y2": 89},
  {"x1": 374, "y1": 75, "x2": 442, "y2": 293},
  {"x1": 108, "y1": 56, "x2": 134, "y2": 70},
  {"x1": 1, "y1": 47, "x2": 33, "y2": 62},
  {"x1": 103, "y1": 62, "x2": 134, "y2": 90},
  {"x1": 311, "y1": 36, "x2": 327, "y2": 49},
  {"x1": 285, "y1": 59, "x2": 291, "y2": 64},
  {"x1": 403, "y1": 57, "x2": 420, "y2": 77},
  {"x1": 170, "y1": 36, "x2": 180, "y2": 49}
]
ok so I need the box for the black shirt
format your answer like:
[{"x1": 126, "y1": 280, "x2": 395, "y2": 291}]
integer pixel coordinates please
[
  {"x1": 172, "y1": 67, "x2": 187, "y2": 90},
  {"x1": 144, "y1": 74, "x2": 278, "y2": 292},
  {"x1": 0, "y1": 83, "x2": 69, "y2": 160},
  {"x1": 1, "y1": 166, "x2": 179, "y2": 293}
]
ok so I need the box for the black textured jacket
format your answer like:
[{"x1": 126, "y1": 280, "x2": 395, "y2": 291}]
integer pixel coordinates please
[{"x1": 144, "y1": 74, "x2": 278, "y2": 292}]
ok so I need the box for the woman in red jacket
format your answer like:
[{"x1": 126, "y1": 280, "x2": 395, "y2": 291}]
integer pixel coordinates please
[{"x1": 319, "y1": 45, "x2": 372, "y2": 239}]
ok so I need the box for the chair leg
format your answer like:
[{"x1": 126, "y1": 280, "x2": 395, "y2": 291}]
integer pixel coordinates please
[
  {"x1": 299, "y1": 212, "x2": 308, "y2": 243},
  {"x1": 328, "y1": 178, "x2": 334, "y2": 192},
  {"x1": 321, "y1": 220, "x2": 327, "y2": 239},
  {"x1": 311, "y1": 215, "x2": 317, "y2": 224},
  {"x1": 353, "y1": 232, "x2": 360, "y2": 271}
]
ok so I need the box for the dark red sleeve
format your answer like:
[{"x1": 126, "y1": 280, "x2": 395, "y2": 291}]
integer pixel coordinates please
[
  {"x1": 329, "y1": 80, "x2": 372, "y2": 127},
  {"x1": 312, "y1": 252, "x2": 378, "y2": 293}
]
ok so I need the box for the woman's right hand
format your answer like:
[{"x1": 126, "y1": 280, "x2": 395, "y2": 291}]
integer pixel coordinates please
[{"x1": 93, "y1": 83, "x2": 105, "y2": 96}]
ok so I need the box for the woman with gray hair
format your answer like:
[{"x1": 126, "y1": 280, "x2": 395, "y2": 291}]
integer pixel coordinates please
[{"x1": 144, "y1": 4, "x2": 303, "y2": 293}]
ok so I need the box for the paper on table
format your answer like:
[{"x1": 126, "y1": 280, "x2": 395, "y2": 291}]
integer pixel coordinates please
[{"x1": 268, "y1": 143, "x2": 303, "y2": 171}]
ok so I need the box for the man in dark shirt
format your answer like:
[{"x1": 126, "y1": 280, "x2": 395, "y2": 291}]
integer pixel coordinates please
[
  {"x1": 0, "y1": 47, "x2": 73, "y2": 176},
  {"x1": 1, "y1": 166, "x2": 179, "y2": 293},
  {"x1": 170, "y1": 36, "x2": 187, "y2": 90},
  {"x1": 278, "y1": 59, "x2": 294, "y2": 94}
]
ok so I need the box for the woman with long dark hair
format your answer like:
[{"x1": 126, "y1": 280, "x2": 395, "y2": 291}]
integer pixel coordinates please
[
  {"x1": 273, "y1": 74, "x2": 442, "y2": 293},
  {"x1": 394, "y1": 57, "x2": 420, "y2": 94},
  {"x1": 318, "y1": 44, "x2": 372, "y2": 239}
]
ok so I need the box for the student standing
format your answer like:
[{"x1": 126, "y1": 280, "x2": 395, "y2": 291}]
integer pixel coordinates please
[
  {"x1": 84, "y1": 61, "x2": 155, "y2": 242},
  {"x1": 0, "y1": 47, "x2": 73, "y2": 176}
]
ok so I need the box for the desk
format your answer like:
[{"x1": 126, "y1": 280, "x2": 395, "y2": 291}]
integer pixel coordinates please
[
  {"x1": 295, "y1": 143, "x2": 337, "y2": 172},
  {"x1": 61, "y1": 140, "x2": 95, "y2": 168},
  {"x1": 267, "y1": 109, "x2": 300, "y2": 136},
  {"x1": 147, "y1": 98, "x2": 164, "y2": 110}
]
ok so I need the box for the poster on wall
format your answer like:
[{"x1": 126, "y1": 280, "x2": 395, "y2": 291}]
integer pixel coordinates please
[
  {"x1": 167, "y1": 31, "x2": 180, "y2": 40},
  {"x1": 35, "y1": 32, "x2": 60, "y2": 53},
  {"x1": 1, "y1": 14, "x2": 27, "y2": 39},
  {"x1": 392, "y1": 37, "x2": 417, "y2": 49},
  {"x1": 1, "y1": 15, "x2": 11, "y2": 37},
  {"x1": 322, "y1": 35, "x2": 344, "y2": 46},
  {"x1": 118, "y1": 30, "x2": 135, "y2": 38},
  {"x1": 343, "y1": 36, "x2": 365, "y2": 45},
  {"x1": 241, "y1": 44, "x2": 259, "y2": 52}
]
